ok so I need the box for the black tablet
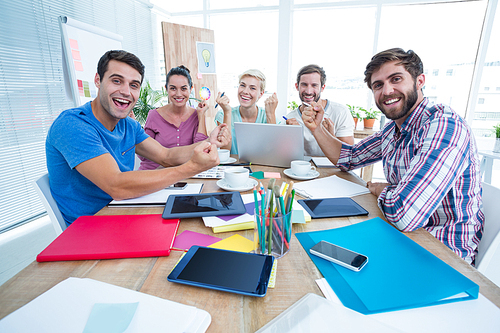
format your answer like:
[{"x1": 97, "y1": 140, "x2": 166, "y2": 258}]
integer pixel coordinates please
[
  {"x1": 168, "y1": 246, "x2": 274, "y2": 297},
  {"x1": 162, "y1": 192, "x2": 246, "y2": 219},
  {"x1": 297, "y1": 197, "x2": 369, "y2": 219}
]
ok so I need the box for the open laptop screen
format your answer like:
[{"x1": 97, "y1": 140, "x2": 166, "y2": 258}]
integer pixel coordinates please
[{"x1": 234, "y1": 122, "x2": 304, "y2": 167}]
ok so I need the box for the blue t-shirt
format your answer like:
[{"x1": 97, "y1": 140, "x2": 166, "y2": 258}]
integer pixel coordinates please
[
  {"x1": 214, "y1": 106, "x2": 268, "y2": 154},
  {"x1": 46, "y1": 102, "x2": 149, "y2": 225}
]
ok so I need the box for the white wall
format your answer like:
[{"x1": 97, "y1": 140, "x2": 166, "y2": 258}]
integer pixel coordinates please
[{"x1": 0, "y1": 216, "x2": 56, "y2": 286}]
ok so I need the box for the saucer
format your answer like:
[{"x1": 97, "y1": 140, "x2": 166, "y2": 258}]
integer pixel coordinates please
[
  {"x1": 219, "y1": 157, "x2": 237, "y2": 165},
  {"x1": 217, "y1": 178, "x2": 258, "y2": 192},
  {"x1": 283, "y1": 168, "x2": 320, "y2": 180}
]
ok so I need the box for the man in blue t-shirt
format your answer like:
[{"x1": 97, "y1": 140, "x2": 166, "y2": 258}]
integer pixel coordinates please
[{"x1": 46, "y1": 50, "x2": 230, "y2": 226}]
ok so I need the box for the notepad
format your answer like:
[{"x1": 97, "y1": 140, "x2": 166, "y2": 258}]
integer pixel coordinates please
[
  {"x1": 293, "y1": 175, "x2": 370, "y2": 199},
  {"x1": 37, "y1": 214, "x2": 180, "y2": 262},
  {"x1": 108, "y1": 183, "x2": 203, "y2": 206}
]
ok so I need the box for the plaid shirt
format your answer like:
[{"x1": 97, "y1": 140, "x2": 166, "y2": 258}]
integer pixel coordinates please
[{"x1": 337, "y1": 98, "x2": 484, "y2": 264}]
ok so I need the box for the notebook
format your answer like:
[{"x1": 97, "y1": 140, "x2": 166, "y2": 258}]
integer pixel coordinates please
[
  {"x1": 234, "y1": 122, "x2": 304, "y2": 167},
  {"x1": 37, "y1": 214, "x2": 180, "y2": 262}
]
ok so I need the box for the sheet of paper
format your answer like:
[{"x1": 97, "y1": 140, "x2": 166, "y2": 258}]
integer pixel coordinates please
[
  {"x1": 0, "y1": 278, "x2": 210, "y2": 333},
  {"x1": 208, "y1": 234, "x2": 254, "y2": 252},
  {"x1": 172, "y1": 231, "x2": 222, "y2": 251},
  {"x1": 293, "y1": 175, "x2": 370, "y2": 199},
  {"x1": 83, "y1": 302, "x2": 138, "y2": 333},
  {"x1": 108, "y1": 183, "x2": 203, "y2": 206},
  {"x1": 316, "y1": 278, "x2": 500, "y2": 333},
  {"x1": 255, "y1": 293, "x2": 400, "y2": 333}
]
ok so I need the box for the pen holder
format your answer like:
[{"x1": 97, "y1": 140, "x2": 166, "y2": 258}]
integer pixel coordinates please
[{"x1": 254, "y1": 208, "x2": 292, "y2": 259}]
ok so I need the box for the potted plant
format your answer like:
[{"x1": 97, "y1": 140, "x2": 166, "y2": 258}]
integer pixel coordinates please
[
  {"x1": 363, "y1": 108, "x2": 381, "y2": 129},
  {"x1": 493, "y1": 123, "x2": 500, "y2": 153},
  {"x1": 346, "y1": 104, "x2": 362, "y2": 129},
  {"x1": 132, "y1": 81, "x2": 168, "y2": 126}
]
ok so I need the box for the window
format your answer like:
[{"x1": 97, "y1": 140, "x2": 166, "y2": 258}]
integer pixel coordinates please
[
  {"x1": 378, "y1": 1, "x2": 487, "y2": 118},
  {"x1": 1, "y1": 0, "x2": 157, "y2": 233}
]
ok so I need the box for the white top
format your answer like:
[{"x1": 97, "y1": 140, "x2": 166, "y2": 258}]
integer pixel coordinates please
[{"x1": 285, "y1": 100, "x2": 354, "y2": 157}]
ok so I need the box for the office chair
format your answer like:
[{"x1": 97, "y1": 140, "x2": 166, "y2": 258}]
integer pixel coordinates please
[
  {"x1": 476, "y1": 182, "x2": 500, "y2": 287},
  {"x1": 33, "y1": 173, "x2": 67, "y2": 235}
]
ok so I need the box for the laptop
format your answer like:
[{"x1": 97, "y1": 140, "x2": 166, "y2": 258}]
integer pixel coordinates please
[{"x1": 234, "y1": 122, "x2": 304, "y2": 167}]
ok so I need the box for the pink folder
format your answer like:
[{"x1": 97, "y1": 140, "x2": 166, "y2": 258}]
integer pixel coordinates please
[{"x1": 37, "y1": 214, "x2": 180, "y2": 262}]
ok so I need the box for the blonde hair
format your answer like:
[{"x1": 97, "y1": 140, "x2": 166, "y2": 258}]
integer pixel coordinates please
[{"x1": 238, "y1": 69, "x2": 266, "y2": 93}]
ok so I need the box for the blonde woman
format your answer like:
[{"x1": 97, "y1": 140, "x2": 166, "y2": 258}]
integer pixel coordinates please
[{"x1": 215, "y1": 69, "x2": 278, "y2": 154}]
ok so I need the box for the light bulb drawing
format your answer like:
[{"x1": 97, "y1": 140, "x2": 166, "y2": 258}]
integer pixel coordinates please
[{"x1": 201, "y1": 49, "x2": 211, "y2": 67}]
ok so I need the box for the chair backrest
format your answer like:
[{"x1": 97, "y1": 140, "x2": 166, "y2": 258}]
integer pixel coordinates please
[
  {"x1": 33, "y1": 173, "x2": 67, "y2": 235},
  {"x1": 476, "y1": 182, "x2": 500, "y2": 287}
]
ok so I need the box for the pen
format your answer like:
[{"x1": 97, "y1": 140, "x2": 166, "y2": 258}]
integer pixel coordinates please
[
  {"x1": 226, "y1": 162, "x2": 251, "y2": 166},
  {"x1": 215, "y1": 92, "x2": 224, "y2": 109},
  {"x1": 303, "y1": 102, "x2": 311, "y2": 107},
  {"x1": 282, "y1": 116, "x2": 288, "y2": 121}
]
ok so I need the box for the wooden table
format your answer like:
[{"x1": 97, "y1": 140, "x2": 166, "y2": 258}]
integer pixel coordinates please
[{"x1": 1, "y1": 165, "x2": 499, "y2": 332}]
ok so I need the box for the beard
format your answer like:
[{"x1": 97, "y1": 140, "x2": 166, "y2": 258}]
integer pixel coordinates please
[
  {"x1": 300, "y1": 92, "x2": 321, "y2": 103},
  {"x1": 377, "y1": 82, "x2": 419, "y2": 121}
]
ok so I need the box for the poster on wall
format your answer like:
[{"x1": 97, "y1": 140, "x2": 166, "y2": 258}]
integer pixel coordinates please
[
  {"x1": 196, "y1": 42, "x2": 216, "y2": 74},
  {"x1": 59, "y1": 16, "x2": 123, "y2": 107}
]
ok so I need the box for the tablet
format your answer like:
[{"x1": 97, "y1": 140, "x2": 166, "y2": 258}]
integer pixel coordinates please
[
  {"x1": 162, "y1": 192, "x2": 246, "y2": 219},
  {"x1": 297, "y1": 197, "x2": 369, "y2": 219},
  {"x1": 168, "y1": 246, "x2": 274, "y2": 297}
]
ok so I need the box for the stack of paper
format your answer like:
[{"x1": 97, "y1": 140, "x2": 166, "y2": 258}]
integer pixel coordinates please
[
  {"x1": 108, "y1": 183, "x2": 203, "y2": 206},
  {"x1": 0, "y1": 278, "x2": 211, "y2": 333},
  {"x1": 293, "y1": 175, "x2": 370, "y2": 199},
  {"x1": 311, "y1": 157, "x2": 336, "y2": 168},
  {"x1": 202, "y1": 194, "x2": 311, "y2": 233}
]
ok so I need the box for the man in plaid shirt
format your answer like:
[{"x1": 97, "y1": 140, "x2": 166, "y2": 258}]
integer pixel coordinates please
[{"x1": 302, "y1": 48, "x2": 483, "y2": 264}]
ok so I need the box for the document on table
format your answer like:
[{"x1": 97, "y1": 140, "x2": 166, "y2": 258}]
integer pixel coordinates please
[
  {"x1": 255, "y1": 293, "x2": 400, "y2": 333},
  {"x1": 316, "y1": 278, "x2": 500, "y2": 333},
  {"x1": 293, "y1": 175, "x2": 370, "y2": 199},
  {"x1": 0, "y1": 277, "x2": 211, "y2": 333},
  {"x1": 108, "y1": 183, "x2": 203, "y2": 206}
]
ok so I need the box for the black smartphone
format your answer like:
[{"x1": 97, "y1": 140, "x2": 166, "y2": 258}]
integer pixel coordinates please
[
  {"x1": 310, "y1": 241, "x2": 368, "y2": 272},
  {"x1": 169, "y1": 182, "x2": 187, "y2": 190}
]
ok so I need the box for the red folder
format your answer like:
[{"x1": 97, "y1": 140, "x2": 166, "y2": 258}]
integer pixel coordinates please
[{"x1": 37, "y1": 214, "x2": 180, "y2": 262}]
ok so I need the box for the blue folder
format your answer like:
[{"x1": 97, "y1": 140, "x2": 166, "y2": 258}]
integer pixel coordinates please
[{"x1": 296, "y1": 217, "x2": 479, "y2": 314}]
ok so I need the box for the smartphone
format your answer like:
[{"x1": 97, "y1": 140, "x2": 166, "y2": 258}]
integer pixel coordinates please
[
  {"x1": 168, "y1": 182, "x2": 187, "y2": 190},
  {"x1": 310, "y1": 241, "x2": 368, "y2": 272}
]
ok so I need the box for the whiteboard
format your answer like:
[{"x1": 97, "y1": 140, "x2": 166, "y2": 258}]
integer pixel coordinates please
[{"x1": 59, "y1": 16, "x2": 123, "y2": 107}]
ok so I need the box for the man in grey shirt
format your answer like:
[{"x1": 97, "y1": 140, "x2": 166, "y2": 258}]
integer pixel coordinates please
[{"x1": 285, "y1": 64, "x2": 354, "y2": 156}]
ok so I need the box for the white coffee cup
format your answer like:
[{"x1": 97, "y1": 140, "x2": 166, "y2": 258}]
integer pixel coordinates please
[
  {"x1": 218, "y1": 149, "x2": 230, "y2": 163},
  {"x1": 291, "y1": 160, "x2": 316, "y2": 177},
  {"x1": 224, "y1": 167, "x2": 249, "y2": 188}
]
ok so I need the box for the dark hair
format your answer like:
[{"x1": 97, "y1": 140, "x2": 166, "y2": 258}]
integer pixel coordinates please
[
  {"x1": 166, "y1": 65, "x2": 193, "y2": 89},
  {"x1": 364, "y1": 48, "x2": 423, "y2": 90},
  {"x1": 297, "y1": 64, "x2": 326, "y2": 87},
  {"x1": 97, "y1": 50, "x2": 145, "y2": 83}
]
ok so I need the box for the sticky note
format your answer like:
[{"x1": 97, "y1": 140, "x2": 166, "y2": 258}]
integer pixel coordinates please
[
  {"x1": 74, "y1": 61, "x2": 84, "y2": 72},
  {"x1": 69, "y1": 38, "x2": 79, "y2": 49},
  {"x1": 208, "y1": 234, "x2": 253, "y2": 252},
  {"x1": 264, "y1": 172, "x2": 281, "y2": 179},
  {"x1": 197, "y1": 73, "x2": 203, "y2": 79},
  {"x1": 172, "y1": 230, "x2": 221, "y2": 251}
]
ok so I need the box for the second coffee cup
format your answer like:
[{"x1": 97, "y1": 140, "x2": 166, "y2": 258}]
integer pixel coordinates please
[
  {"x1": 224, "y1": 167, "x2": 249, "y2": 188},
  {"x1": 290, "y1": 160, "x2": 316, "y2": 177}
]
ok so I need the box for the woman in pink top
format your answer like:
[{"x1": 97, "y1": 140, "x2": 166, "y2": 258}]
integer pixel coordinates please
[{"x1": 139, "y1": 66, "x2": 209, "y2": 170}]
